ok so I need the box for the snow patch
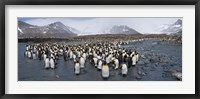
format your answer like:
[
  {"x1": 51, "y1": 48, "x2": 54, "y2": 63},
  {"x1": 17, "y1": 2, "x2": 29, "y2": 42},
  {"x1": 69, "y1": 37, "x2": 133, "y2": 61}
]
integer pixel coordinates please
[
  {"x1": 43, "y1": 31, "x2": 47, "y2": 34},
  {"x1": 18, "y1": 27, "x2": 23, "y2": 33},
  {"x1": 172, "y1": 25, "x2": 181, "y2": 28},
  {"x1": 29, "y1": 26, "x2": 36, "y2": 28}
]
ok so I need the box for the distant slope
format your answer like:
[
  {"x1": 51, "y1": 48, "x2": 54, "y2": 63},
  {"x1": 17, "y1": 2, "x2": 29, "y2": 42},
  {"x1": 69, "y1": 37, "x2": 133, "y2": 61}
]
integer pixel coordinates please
[
  {"x1": 161, "y1": 19, "x2": 182, "y2": 34},
  {"x1": 18, "y1": 21, "x2": 78, "y2": 38},
  {"x1": 102, "y1": 25, "x2": 140, "y2": 34},
  {"x1": 110, "y1": 25, "x2": 140, "y2": 34}
]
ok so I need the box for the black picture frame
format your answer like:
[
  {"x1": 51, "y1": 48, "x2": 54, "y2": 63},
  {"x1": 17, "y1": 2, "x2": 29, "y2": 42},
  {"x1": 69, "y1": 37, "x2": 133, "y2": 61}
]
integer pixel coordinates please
[{"x1": 0, "y1": 0, "x2": 199, "y2": 99}]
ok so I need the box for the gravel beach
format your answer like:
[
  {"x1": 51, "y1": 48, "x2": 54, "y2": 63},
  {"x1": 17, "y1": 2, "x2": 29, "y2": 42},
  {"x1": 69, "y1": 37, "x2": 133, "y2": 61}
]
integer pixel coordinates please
[{"x1": 18, "y1": 38, "x2": 182, "y2": 81}]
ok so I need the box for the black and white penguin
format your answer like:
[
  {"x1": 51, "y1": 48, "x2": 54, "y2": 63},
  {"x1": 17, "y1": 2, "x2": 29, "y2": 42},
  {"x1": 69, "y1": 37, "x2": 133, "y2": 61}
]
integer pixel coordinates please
[
  {"x1": 113, "y1": 57, "x2": 119, "y2": 70},
  {"x1": 118, "y1": 52, "x2": 123, "y2": 65},
  {"x1": 26, "y1": 45, "x2": 29, "y2": 51},
  {"x1": 102, "y1": 53, "x2": 106, "y2": 61},
  {"x1": 93, "y1": 56, "x2": 98, "y2": 68},
  {"x1": 63, "y1": 50, "x2": 68, "y2": 61},
  {"x1": 38, "y1": 50, "x2": 43, "y2": 60},
  {"x1": 69, "y1": 51, "x2": 73, "y2": 60},
  {"x1": 121, "y1": 63, "x2": 128, "y2": 76},
  {"x1": 102, "y1": 62, "x2": 109, "y2": 79},
  {"x1": 24, "y1": 50, "x2": 28, "y2": 57},
  {"x1": 32, "y1": 52, "x2": 37, "y2": 59},
  {"x1": 136, "y1": 52, "x2": 139, "y2": 63},
  {"x1": 73, "y1": 53, "x2": 77, "y2": 62},
  {"x1": 43, "y1": 53, "x2": 47, "y2": 61},
  {"x1": 77, "y1": 51, "x2": 81, "y2": 58},
  {"x1": 88, "y1": 51, "x2": 93, "y2": 63},
  {"x1": 59, "y1": 49, "x2": 63, "y2": 56},
  {"x1": 132, "y1": 54, "x2": 137, "y2": 66},
  {"x1": 74, "y1": 60, "x2": 80, "y2": 75},
  {"x1": 27, "y1": 50, "x2": 32, "y2": 59},
  {"x1": 105, "y1": 55, "x2": 110, "y2": 64},
  {"x1": 127, "y1": 56, "x2": 132, "y2": 68},
  {"x1": 82, "y1": 52, "x2": 87, "y2": 61},
  {"x1": 50, "y1": 57, "x2": 55, "y2": 69},
  {"x1": 45, "y1": 57, "x2": 50, "y2": 69},
  {"x1": 80, "y1": 56, "x2": 85, "y2": 69},
  {"x1": 97, "y1": 59, "x2": 103, "y2": 71}
]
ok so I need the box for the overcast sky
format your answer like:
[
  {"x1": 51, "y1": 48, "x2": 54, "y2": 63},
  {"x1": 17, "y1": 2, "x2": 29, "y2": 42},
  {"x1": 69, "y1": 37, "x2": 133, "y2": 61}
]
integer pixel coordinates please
[{"x1": 18, "y1": 17, "x2": 182, "y2": 34}]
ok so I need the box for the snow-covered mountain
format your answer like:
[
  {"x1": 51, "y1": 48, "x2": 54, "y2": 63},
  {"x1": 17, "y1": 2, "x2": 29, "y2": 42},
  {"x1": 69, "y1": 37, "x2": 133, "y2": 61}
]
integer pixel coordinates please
[
  {"x1": 18, "y1": 21, "x2": 78, "y2": 38},
  {"x1": 101, "y1": 25, "x2": 140, "y2": 34},
  {"x1": 156, "y1": 19, "x2": 182, "y2": 34}
]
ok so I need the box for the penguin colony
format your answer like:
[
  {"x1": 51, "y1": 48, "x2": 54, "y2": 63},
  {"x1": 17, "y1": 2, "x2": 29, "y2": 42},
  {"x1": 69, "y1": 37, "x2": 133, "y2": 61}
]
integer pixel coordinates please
[{"x1": 24, "y1": 40, "x2": 141, "y2": 79}]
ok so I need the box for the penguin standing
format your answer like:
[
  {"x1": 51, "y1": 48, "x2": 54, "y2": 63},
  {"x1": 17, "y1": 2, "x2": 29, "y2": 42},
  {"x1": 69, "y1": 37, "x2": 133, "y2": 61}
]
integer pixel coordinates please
[
  {"x1": 93, "y1": 56, "x2": 98, "y2": 68},
  {"x1": 127, "y1": 56, "x2": 132, "y2": 68},
  {"x1": 80, "y1": 56, "x2": 85, "y2": 69},
  {"x1": 45, "y1": 57, "x2": 50, "y2": 69},
  {"x1": 33, "y1": 46, "x2": 37, "y2": 54},
  {"x1": 24, "y1": 50, "x2": 28, "y2": 57},
  {"x1": 27, "y1": 50, "x2": 32, "y2": 59},
  {"x1": 97, "y1": 59, "x2": 102, "y2": 71},
  {"x1": 77, "y1": 51, "x2": 81, "y2": 58},
  {"x1": 118, "y1": 52, "x2": 123, "y2": 65},
  {"x1": 124, "y1": 54, "x2": 129, "y2": 63},
  {"x1": 69, "y1": 51, "x2": 73, "y2": 59},
  {"x1": 43, "y1": 53, "x2": 47, "y2": 61},
  {"x1": 102, "y1": 53, "x2": 106, "y2": 61},
  {"x1": 36, "y1": 50, "x2": 39, "y2": 58},
  {"x1": 82, "y1": 52, "x2": 87, "y2": 61},
  {"x1": 88, "y1": 51, "x2": 93, "y2": 63},
  {"x1": 108, "y1": 54, "x2": 112, "y2": 63},
  {"x1": 26, "y1": 45, "x2": 29, "y2": 51},
  {"x1": 118, "y1": 44, "x2": 121, "y2": 48},
  {"x1": 73, "y1": 53, "x2": 77, "y2": 62},
  {"x1": 132, "y1": 54, "x2": 137, "y2": 66},
  {"x1": 32, "y1": 52, "x2": 37, "y2": 59},
  {"x1": 114, "y1": 58, "x2": 119, "y2": 69},
  {"x1": 106, "y1": 55, "x2": 110, "y2": 64},
  {"x1": 121, "y1": 63, "x2": 128, "y2": 76},
  {"x1": 102, "y1": 62, "x2": 109, "y2": 79},
  {"x1": 59, "y1": 49, "x2": 63, "y2": 56},
  {"x1": 38, "y1": 50, "x2": 42, "y2": 60},
  {"x1": 50, "y1": 57, "x2": 55, "y2": 69},
  {"x1": 63, "y1": 50, "x2": 68, "y2": 61},
  {"x1": 74, "y1": 60, "x2": 80, "y2": 75},
  {"x1": 136, "y1": 53, "x2": 139, "y2": 63}
]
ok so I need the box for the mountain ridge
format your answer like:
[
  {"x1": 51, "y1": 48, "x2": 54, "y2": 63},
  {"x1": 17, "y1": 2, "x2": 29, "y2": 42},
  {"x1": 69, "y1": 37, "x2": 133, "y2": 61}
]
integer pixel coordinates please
[
  {"x1": 110, "y1": 25, "x2": 140, "y2": 34},
  {"x1": 161, "y1": 19, "x2": 182, "y2": 34},
  {"x1": 18, "y1": 21, "x2": 78, "y2": 38}
]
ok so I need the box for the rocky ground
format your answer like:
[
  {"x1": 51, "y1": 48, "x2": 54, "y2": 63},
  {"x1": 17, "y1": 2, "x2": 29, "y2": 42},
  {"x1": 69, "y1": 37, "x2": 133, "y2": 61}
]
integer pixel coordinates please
[
  {"x1": 18, "y1": 38, "x2": 182, "y2": 81},
  {"x1": 123, "y1": 39, "x2": 182, "y2": 81}
]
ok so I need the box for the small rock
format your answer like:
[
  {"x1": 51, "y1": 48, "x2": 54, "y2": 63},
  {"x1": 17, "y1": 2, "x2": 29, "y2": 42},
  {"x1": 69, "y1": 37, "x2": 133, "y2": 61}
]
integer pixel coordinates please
[
  {"x1": 150, "y1": 67, "x2": 156, "y2": 71},
  {"x1": 141, "y1": 67, "x2": 145, "y2": 70},
  {"x1": 138, "y1": 71, "x2": 142, "y2": 75},
  {"x1": 141, "y1": 55, "x2": 145, "y2": 58},
  {"x1": 56, "y1": 75, "x2": 60, "y2": 78},
  {"x1": 172, "y1": 71, "x2": 182, "y2": 80},
  {"x1": 162, "y1": 73, "x2": 166, "y2": 78},
  {"x1": 142, "y1": 72, "x2": 146, "y2": 76},
  {"x1": 155, "y1": 63, "x2": 158, "y2": 67},
  {"x1": 149, "y1": 59, "x2": 156, "y2": 63},
  {"x1": 136, "y1": 76, "x2": 142, "y2": 79},
  {"x1": 138, "y1": 61, "x2": 145, "y2": 65}
]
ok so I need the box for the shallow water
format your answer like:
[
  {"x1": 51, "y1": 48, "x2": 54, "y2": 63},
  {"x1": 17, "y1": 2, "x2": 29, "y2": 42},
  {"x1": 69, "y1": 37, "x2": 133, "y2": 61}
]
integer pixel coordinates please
[{"x1": 18, "y1": 39, "x2": 182, "y2": 81}]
